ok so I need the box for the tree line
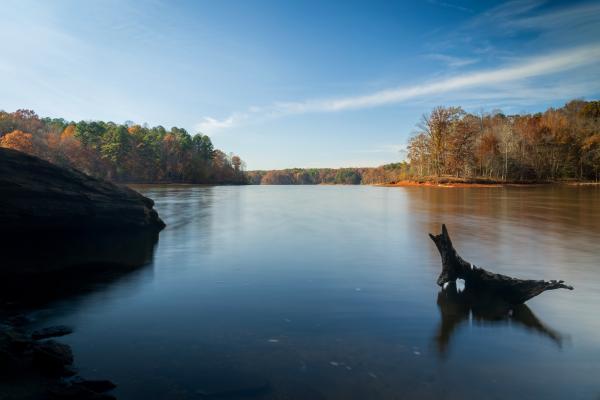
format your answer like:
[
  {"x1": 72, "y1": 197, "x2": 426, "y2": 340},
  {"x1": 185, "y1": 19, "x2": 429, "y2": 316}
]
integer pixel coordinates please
[
  {"x1": 407, "y1": 100, "x2": 600, "y2": 182},
  {"x1": 247, "y1": 163, "x2": 412, "y2": 185},
  {"x1": 2, "y1": 100, "x2": 598, "y2": 185},
  {"x1": 0, "y1": 109, "x2": 245, "y2": 183},
  {"x1": 249, "y1": 99, "x2": 599, "y2": 185}
]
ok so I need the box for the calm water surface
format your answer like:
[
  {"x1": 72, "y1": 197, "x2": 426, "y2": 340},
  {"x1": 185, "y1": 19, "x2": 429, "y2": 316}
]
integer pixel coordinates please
[{"x1": 30, "y1": 185, "x2": 600, "y2": 399}]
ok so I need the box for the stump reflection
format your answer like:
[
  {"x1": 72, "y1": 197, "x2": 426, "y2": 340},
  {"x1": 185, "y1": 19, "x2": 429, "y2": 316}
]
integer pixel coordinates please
[{"x1": 435, "y1": 281, "x2": 564, "y2": 355}]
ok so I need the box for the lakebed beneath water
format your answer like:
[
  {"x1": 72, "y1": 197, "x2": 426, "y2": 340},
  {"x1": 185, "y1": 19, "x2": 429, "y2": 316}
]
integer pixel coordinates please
[{"x1": 8, "y1": 185, "x2": 600, "y2": 399}]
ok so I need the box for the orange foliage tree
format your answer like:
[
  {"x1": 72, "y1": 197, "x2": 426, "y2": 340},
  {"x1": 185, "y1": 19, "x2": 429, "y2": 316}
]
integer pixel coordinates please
[
  {"x1": 0, "y1": 109, "x2": 246, "y2": 184},
  {"x1": 0, "y1": 130, "x2": 34, "y2": 153}
]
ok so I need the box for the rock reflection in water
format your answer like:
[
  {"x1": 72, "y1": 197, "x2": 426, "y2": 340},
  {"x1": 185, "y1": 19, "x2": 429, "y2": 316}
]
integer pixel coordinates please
[
  {"x1": 0, "y1": 230, "x2": 159, "y2": 308},
  {"x1": 435, "y1": 281, "x2": 564, "y2": 355}
]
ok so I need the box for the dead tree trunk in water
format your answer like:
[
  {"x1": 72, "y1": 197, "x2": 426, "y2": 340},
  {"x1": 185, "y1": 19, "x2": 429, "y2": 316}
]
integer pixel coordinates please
[{"x1": 429, "y1": 224, "x2": 573, "y2": 305}]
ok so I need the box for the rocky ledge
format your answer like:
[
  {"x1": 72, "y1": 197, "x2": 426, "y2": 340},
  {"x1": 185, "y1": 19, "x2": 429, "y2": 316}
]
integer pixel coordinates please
[
  {"x1": 1, "y1": 319, "x2": 118, "y2": 399},
  {"x1": 0, "y1": 147, "x2": 165, "y2": 234}
]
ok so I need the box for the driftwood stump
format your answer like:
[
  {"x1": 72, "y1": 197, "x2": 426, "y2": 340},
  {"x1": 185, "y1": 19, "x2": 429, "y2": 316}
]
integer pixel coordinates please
[{"x1": 429, "y1": 224, "x2": 573, "y2": 305}]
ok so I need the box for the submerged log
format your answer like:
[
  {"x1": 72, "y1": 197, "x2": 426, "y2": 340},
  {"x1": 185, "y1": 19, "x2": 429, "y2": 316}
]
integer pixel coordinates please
[{"x1": 429, "y1": 224, "x2": 573, "y2": 304}]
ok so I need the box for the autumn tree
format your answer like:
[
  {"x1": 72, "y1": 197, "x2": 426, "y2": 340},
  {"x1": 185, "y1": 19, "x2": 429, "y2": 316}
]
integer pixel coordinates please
[
  {"x1": 0, "y1": 130, "x2": 34, "y2": 153},
  {"x1": 407, "y1": 133, "x2": 429, "y2": 176},
  {"x1": 417, "y1": 106, "x2": 466, "y2": 176},
  {"x1": 447, "y1": 114, "x2": 477, "y2": 177}
]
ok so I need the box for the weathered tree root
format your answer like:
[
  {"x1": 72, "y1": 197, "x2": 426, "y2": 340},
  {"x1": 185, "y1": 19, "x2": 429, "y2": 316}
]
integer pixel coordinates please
[{"x1": 429, "y1": 224, "x2": 573, "y2": 305}]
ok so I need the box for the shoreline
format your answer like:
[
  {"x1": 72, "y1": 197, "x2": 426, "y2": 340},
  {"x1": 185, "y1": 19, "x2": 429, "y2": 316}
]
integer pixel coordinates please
[
  {"x1": 0, "y1": 311, "x2": 118, "y2": 399},
  {"x1": 376, "y1": 179, "x2": 600, "y2": 188},
  {"x1": 133, "y1": 181, "x2": 600, "y2": 188}
]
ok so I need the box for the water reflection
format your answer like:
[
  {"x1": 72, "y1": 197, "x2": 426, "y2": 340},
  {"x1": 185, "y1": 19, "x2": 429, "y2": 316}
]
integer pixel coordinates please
[
  {"x1": 435, "y1": 281, "x2": 564, "y2": 356},
  {"x1": 5, "y1": 185, "x2": 597, "y2": 400},
  {"x1": 0, "y1": 230, "x2": 159, "y2": 308}
]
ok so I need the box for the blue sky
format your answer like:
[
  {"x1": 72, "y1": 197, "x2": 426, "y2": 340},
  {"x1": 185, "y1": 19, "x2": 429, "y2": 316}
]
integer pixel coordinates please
[{"x1": 2, "y1": 0, "x2": 599, "y2": 169}]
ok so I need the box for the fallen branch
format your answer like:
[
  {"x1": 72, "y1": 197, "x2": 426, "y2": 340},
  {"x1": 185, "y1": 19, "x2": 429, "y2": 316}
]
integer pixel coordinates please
[{"x1": 429, "y1": 224, "x2": 573, "y2": 304}]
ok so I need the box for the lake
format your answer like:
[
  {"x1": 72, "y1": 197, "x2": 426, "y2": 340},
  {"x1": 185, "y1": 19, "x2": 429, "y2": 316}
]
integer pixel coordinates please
[{"x1": 25, "y1": 185, "x2": 600, "y2": 399}]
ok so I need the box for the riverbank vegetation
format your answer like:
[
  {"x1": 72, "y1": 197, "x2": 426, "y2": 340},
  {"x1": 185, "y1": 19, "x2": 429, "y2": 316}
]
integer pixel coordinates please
[
  {"x1": 0, "y1": 110, "x2": 245, "y2": 184},
  {"x1": 246, "y1": 163, "x2": 411, "y2": 185},
  {"x1": 406, "y1": 99, "x2": 600, "y2": 182},
  {"x1": 249, "y1": 100, "x2": 600, "y2": 185},
  {"x1": 2, "y1": 100, "x2": 598, "y2": 186}
]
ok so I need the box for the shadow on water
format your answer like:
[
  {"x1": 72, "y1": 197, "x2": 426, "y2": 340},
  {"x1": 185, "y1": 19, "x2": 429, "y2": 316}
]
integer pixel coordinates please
[
  {"x1": 434, "y1": 281, "x2": 565, "y2": 356},
  {"x1": 0, "y1": 230, "x2": 159, "y2": 310}
]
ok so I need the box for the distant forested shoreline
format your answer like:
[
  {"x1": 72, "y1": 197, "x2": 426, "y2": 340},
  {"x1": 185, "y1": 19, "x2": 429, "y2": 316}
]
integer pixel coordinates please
[
  {"x1": 0, "y1": 110, "x2": 245, "y2": 184},
  {"x1": 246, "y1": 164, "x2": 411, "y2": 185},
  {"x1": 2, "y1": 99, "x2": 598, "y2": 186},
  {"x1": 249, "y1": 99, "x2": 600, "y2": 185}
]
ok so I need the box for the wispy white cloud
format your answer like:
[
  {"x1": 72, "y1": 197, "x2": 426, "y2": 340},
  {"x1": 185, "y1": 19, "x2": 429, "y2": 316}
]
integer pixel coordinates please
[
  {"x1": 478, "y1": 0, "x2": 544, "y2": 23},
  {"x1": 417, "y1": 77, "x2": 600, "y2": 112},
  {"x1": 428, "y1": 0, "x2": 600, "y2": 63},
  {"x1": 0, "y1": 0, "x2": 161, "y2": 123},
  {"x1": 427, "y1": 53, "x2": 480, "y2": 68},
  {"x1": 427, "y1": 0, "x2": 474, "y2": 14},
  {"x1": 197, "y1": 43, "x2": 600, "y2": 133},
  {"x1": 508, "y1": 2, "x2": 600, "y2": 31},
  {"x1": 196, "y1": 114, "x2": 244, "y2": 133}
]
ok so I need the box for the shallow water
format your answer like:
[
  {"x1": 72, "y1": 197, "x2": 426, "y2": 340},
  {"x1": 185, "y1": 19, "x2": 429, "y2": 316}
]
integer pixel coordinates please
[{"x1": 27, "y1": 185, "x2": 600, "y2": 399}]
